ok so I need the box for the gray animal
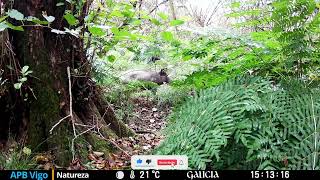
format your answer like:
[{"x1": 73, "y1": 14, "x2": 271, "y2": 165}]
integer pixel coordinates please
[{"x1": 120, "y1": 69, "x2": 170, "y2": 85}]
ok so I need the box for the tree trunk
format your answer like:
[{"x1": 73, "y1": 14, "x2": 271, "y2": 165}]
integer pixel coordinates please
[
  {"x1": 0, "y1": 0, "x2": 134, "y2": 166},
  {"x1": 168, "y1": 0, "x2": 178, "y2": 31}
]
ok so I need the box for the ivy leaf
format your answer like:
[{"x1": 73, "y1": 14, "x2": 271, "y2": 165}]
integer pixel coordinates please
[
  {"x1": 43, "y1": 14, "x2": 55, "y2": 23},
  {"x1": 7, "y1": 9, "x2": 24, "y2": 21},
  {"x1": 51, "y1": 29, "x2": 66, "y2": 34},
  {"x1": 56, "y1": 2, "x2": 64, "y2": 6},
  {"x1": 88, "y1": 26, "x2": 106, "y2": 37},
  {"x1": 169, "y1": 19, "x2": 184, "y2": 26},
  {"x1": 107, "y1": 55, "x2": 116, "y2": 63},
  {"x1": 161, "y1": 31, "x2": 174, "y2": 41},
  {"x1": 64, "y1": 13, "x2": 78, "y2": 26}
]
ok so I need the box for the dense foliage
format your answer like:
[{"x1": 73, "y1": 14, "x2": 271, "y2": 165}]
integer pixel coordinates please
[
  {"x1": 156, "y1": 76, "x2": 320, "y2": 170},
  {"x1": 155, "y1": 0, "x2": 320, "y2": 170},
  {"x1": 1, "y1": 0, "x2": 320, "y2": 170}
]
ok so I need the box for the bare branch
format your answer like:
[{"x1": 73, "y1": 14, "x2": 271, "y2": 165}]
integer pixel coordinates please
[{"x1": 148, "y1": 0, "x2": 169, "y2": 15}]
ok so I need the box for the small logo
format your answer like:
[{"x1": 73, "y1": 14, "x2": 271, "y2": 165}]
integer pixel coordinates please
[
  {"x1": 136, "y1": 159, "x2": 143, "y2": 164},
  {"x1": 116, "y1": 171, "x2": 124, "y2": 180},
  {"x1": 146, "y1": 159, "x2": 152, "y2": 164}
]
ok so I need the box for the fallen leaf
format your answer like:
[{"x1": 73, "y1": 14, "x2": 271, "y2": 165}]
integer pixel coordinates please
[
  {"x1": 35, "y1": 155, "x2": 49, "y2": 164},
  {"x1": 88, "y1": 153, "x2": 96, "y2": 161},
  {"x1": 93, "y1": 151, "x2": 104, "y2": 157}
]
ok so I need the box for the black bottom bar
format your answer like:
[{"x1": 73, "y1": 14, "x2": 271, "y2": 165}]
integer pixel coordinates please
[{"x1": 0, "y1": 170, "x2": 319, "y2": 180}]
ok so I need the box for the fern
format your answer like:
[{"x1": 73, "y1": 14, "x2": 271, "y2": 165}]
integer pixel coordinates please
[{"x1": 155, "y1": 76, "x2": 320, "y2": 170}]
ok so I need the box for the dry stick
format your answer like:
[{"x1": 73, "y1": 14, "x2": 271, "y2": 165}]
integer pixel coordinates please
[
  {"x1": 49, "y1": 67, "x2": 78, "y2": 160},
  {"x1": 49, "y1": 114, "x2": 71, "y2": 134},
  {"x1": 67, "y1": 66, "x2": 78, "y2": 161},
  {"x1": 68, "y1": 67, "x2": 77, "y2": 138},
  {"x1": 71, "y1": 126, "x2": 96, "y2": 160}
]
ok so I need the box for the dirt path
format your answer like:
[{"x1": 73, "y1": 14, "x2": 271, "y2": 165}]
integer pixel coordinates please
[{"x1": 79, "y1": 97, "x2": 172, "y2": 169}]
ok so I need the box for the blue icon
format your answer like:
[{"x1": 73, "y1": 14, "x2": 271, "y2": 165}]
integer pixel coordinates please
[{"x1": 136, "y1": 159, "x2": 143, "y2": 164}]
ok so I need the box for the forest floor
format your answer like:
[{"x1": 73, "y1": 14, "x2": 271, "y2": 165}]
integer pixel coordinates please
[
  {"x1": 67, "y1": 96, "x2": 172, "y2": 170},
  {"x1": 0, "y1": 94, "x2": 171, "y2": 170}
]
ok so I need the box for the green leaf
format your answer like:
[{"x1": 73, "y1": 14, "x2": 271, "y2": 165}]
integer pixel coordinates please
[
  {"x1": 22, "y1": 147, "x2": 32, "y2": 156},
  {"x1": 150, "y1": 18, "x2": 161, "y2": 26},
  {"x1": 0, "y1": 22, "x2": 8, "y2": 31},
  {"x1": 111, "y1": 27, "x2": 119, "y2": 34},
  {"x1": 107, "y1": 55, "x2": 116, "y2": 63},
  {"x1": 158, "y1": 12, "x2": 169, "y2": 20},
  {"x1": 109, "y1": 10, "x2": 124, "y2": 17},
  {"x1": 131, "y1": 19, "x2": 142, "y2": 26},
  {"x1": 169, "y1": 19, "x2": 184, "y2": 26},
  {"x1": 19, "y1": 77, "x2": 27, "y2": 82},
  {"x1": 64, "y1": 13, "x2": 78, "y2": 26},
  {"x1": 21, "y1": 66, "x2": 29, "y2": 74},
  {"x1": 122, "y1": 10, "x2": 134, "y2": 18},
  {"x1": 51, "y1": 29, "x2": 66, "y2": 34},
  {"x1": 230, "y1": 2, "x2": 241, "y2": 8},
  {"x1": 64, "y1": 28, "x2": 79, "y2": 37},
  {"x1": 56, "y1": 2, "x2": 64, "y2": 6},
  {"x1": 26, "y1": 16, "x2": 49, "y2": 25},
  {"x1": 6, "y1": 22, "x2": 24, "y2": 31},
  {"x1": 0, "y1": 15, "x2": 7, "y2": 22},
  {"x1": 14, "y1": 83, "x2": 22, "y2": 89},
  {"x1": 88, "y1": 26, "x2": 106, "y2": 37},
  {"x1": 43, "y1": 14, "x2": 55, "y2": 23},
  {"x1": 7, "y1": 9, "x2": 24, "y2": 21},
  {"x1": 161, "y1": 31, "x2": 174, "y2": 41}
]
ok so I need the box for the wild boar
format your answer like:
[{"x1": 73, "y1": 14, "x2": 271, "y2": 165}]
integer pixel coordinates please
[{"x1": 120, "y1": 69, "x2": 170, "y2": 85}]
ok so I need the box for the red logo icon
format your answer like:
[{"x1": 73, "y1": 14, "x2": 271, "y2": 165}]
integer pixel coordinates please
[{"x1": 157, "y1": 159, "x2": 177, "y2": 166}]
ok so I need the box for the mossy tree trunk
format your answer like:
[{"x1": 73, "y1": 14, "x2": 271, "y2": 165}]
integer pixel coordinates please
[{"x1": 0, "y1": 0, "x2": 134, "y2": 166}]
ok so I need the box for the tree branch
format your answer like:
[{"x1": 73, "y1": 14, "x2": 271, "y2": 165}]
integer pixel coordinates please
[{"x1": 148, "y1": 0, "x2": 169, "y2": 15}]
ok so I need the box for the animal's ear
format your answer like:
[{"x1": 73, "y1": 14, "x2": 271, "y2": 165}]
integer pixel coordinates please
[{"x1": 159, "y1": 69, "x2": 167, "y2": 76}]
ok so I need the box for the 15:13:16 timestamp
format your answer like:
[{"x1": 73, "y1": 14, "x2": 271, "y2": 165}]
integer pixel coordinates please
[{"x1": 251, "y1": 171, "x2": 290, "y2": 179}]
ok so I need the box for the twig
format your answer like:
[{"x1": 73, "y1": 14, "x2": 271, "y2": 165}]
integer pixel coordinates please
[
  {"x1": 103, "y1": 137, "x2": 130, "y2": 157},
  {"x1": 68, "y1": 67, "x2": 76, "y2": 138},
  {"x1": 49, "y1": 115, "x2": 71, "y2": 134},
  {"x1": 68, "y1": 66, "x2": 78, "y2": 161},
  {"x1": 135, "y1": 130, "x2": 156, "y2": 135},
  {"x1": 148, "y1": 0, "x2": 169, "y2": 15},
  {"x1": 49, "y1": 67, "x2": 77, "y2": 160},
  {"x1": 71, "y1": 126, "x2": 96, "y2": 160}
]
